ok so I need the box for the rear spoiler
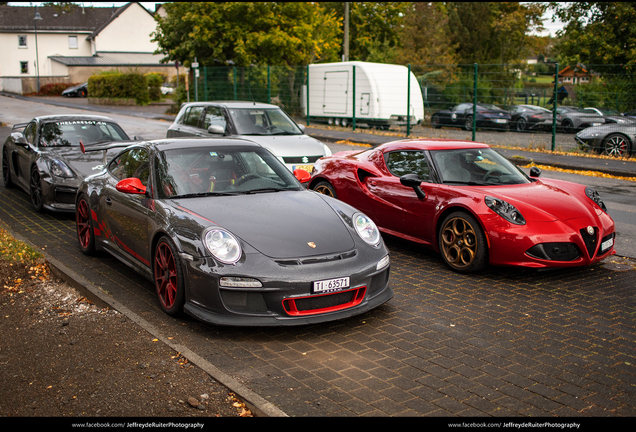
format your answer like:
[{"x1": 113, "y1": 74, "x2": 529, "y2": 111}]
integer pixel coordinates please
[
  {"x1": 12, "y1": 122, "x2": 28, "y2": 130},
  {"x1": 80, "y1": 140, "x2": 138, "y2": 154}
]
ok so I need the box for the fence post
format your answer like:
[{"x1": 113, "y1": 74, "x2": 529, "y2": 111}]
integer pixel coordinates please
[
  {"x1": 552, "y1": 63, "x2": 559, "y2": 151},
  {"x1": 352, "y1": 64, "x2": 356, "y2": 131},
  {"x1": 267, "y1": 66, "x2": 271, "y2": 104},
  {"x1": 472, "y1": 63, "x2": 477, "y2": 141},
  {"x1": 306, "y1": 65, "x2": 310, "y2": 126},
  {"x1": 233, "y1": 67, "x2": 237, "y2": 101},
  {"x1": 407, "y1": 64, "x2": 411, "y2": 137}
]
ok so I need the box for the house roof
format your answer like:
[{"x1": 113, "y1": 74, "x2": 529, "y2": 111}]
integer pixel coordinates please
[
  {"x1": 50, "y1": 52, "x2": 167, "y2": 67},
  {"x1": 0, "y1": 3, "x2": 152, "y2": 37}
]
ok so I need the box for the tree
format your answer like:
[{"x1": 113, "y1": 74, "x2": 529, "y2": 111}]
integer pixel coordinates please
[
  {"x1": 446, "y1": 2, "x2": 546, "y2": 64},
  {"x1": 151, "y1": 2, "x2": 342, "y2": 67},
  {"x1": 549, "y1": 2, "x2": 636, "y2": 69}
]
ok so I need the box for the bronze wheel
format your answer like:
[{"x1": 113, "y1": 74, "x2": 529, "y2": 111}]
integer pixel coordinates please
[
  {"x1": 438, "y1": 211, "x2": 487, "y2": 273},
  {"x1": 312, "y1": 181, "x2": 337, "y2": 198}
]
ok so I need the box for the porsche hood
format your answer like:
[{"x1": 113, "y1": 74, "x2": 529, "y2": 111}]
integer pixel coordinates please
[{"x1": 173, "y1": 191, "x2": 357, "y2": 259}]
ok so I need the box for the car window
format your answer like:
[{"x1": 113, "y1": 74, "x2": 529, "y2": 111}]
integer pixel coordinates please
[
  {"x1": 108, "y1": 148, "x2": 150, "y2": 186},
  {"x1": 432, "y1": 149, "x2": 530, "y2": 185},
  {"x1": 39, "y1": 120, "x2": 129, "y2": 147},
  {"x1": 182, "y1": 106, "x2": 204, "y2": 127},
  {"x1": 385, "y1": 150, "x2": 430, "y2": 181},
  {"x1": 203, "y1": 107, "x2": 227, "y2": 130},
  {"x1": 227, "y1": 108, "x2": 302, "y2": 135}
]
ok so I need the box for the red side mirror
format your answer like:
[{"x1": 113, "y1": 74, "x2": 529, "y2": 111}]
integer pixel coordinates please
[
  {"x1": 116, "y1": 177, "x2": 147, "y2": 195},
  {"x1": 293, "y1": 168, "x2": 311, "y2": 183}
]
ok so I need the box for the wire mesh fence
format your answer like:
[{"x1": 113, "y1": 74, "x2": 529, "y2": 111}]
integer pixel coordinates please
[{"x1": 186, "y1": 63, "x2": 636, "y2": 157}]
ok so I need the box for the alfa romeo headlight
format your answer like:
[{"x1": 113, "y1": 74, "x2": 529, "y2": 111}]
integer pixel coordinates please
[
  {"x1": 203, "y1": 228, "x2": 242, "y2": 264},
  {"x1": 585, "y1": 187, "x2": 607, "y2": 212},
  {"x1": 49, "y1": 159, "x2": 74, "y2": 178},
  {"x1": 485, "y1": 196, "x2": 526, "y2": 225},
  {"x1": 354, "y1": 213, "x2": 381, "y2": 246}
]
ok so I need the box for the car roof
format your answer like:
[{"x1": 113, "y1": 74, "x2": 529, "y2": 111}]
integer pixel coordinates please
[
  {"x1": 181, "y1": 101, "x2": 280, "y2": 109},
  {"x1": 143, "y1": 137, "x2": 265, "y2": 151},
  {"x1": 376, "y1": 139, "x2": 491, "y2": 153},
  {"x1": 34, "y1": 114, "x2": 115, "y2": 123}
]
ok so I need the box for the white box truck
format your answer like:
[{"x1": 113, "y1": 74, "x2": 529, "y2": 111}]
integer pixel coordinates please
[{"x1": 303, "y1": 61, "x2": 424, "y2": 129}]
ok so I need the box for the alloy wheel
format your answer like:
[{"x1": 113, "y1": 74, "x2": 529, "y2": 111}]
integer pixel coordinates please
[
  {"x1": 155, "y1": 241, "x2": 178, "y2": 310},
  {"x1": 603, "y1": 134, "x2": 629, "y2": 157},
  {"x1": 30, "y1": 168, "x2": 43, "y2": 211}
]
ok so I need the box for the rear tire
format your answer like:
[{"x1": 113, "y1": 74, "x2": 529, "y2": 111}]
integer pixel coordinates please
[{"x1": 431, "y1": 115, "x2": 441, "y2": 129}]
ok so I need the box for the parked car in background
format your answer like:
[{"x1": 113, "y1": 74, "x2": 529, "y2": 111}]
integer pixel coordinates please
[
  {"x1": 506, "y1": 105, "x2": 555, "y2": 132},
  {"x1": 622, "y1": 109, "x2": 636, "y2": 119},
  {"x1": 582, "y1": 107, "x2": 636, "y2": 125},
  {"x1": 431, "y1": 103, "x2": 510, "y2": 131},
  {"x1": 2, "y1": 115, "x2": 137, "y2": 212},
  {"x1": 555, "y1": 106, "x2": 606, "y2": 133},
  {"x1": 309, "y1": 139, "x2": 615, "y2": 273},
  {"x1": 575, "y1": 123, "x2": 636, "y2": 157},
  {"x1": 75, "y1": 139, "x2": 393, "y2": 326},
  {"x1": 62, "y1": 82, "x2": 88, "y2": 98},
  {"x1": 167, "y1": 101, "x2": 332, "y2": 176}
]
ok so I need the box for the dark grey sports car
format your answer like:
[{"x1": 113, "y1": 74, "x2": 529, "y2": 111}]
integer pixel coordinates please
[
  {"x1": 62, "y1": 82, "x2": 88, "y2": 98},
  {"x1": 575, "y1": 123, "x2": 636, "y2": 157},
  {"x1": 75, "y1": 139, "x2": 393, "y2": 326},
  {"x1": 2, "y1": 115, "x2": 137, "y2": 212}
]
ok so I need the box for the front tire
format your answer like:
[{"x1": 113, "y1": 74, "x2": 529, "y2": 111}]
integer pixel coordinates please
[
  {"x1": 76, "y1": 194, "x2": 95, "y2": 255},
  {"x1": 602, "y1": 133, "x2": 630, "y2": 157},
  {"x1": 438, "y1": 211, "x2": 488, "y2": 273},
  {"x1": 312, "y1": 180, "x2": 337, "y2": 198},
  {"x1": 30, "y1": 166, "x2": 44, "y2": 212},
  {"x1": 154, "y1": 236, "x2": 185, "y2": 316},
  {"x1": 516, "y1": 118, "x2": 527, "y2": 132},
  {"x1": 2, "y1": 148, "x2": 12, "y2": 188}
]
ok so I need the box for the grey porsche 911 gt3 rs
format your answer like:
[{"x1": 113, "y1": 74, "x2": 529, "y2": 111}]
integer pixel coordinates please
[
  {"x1": 75, "y1": 138, "x2": 392, "y2": 326},
  {"x1": 2, "y1": 114, "x2": 138, "y2": 212}
]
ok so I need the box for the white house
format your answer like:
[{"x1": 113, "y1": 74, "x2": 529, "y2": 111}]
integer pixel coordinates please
[{"x1": 0, "y1": 2, "x2": 180, "y2": 94}]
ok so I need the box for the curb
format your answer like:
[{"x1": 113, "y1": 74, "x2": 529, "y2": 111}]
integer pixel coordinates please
[{"x1": 1, "y1": 221, "x2": 288, "y2": 418}]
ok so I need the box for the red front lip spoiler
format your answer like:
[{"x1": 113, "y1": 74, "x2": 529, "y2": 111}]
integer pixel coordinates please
[{"x1": 282, "y1": 286, "x2": 367, "y2": 316}]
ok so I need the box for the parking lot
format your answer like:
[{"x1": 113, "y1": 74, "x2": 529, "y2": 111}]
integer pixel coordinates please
[{"x1": 1, "y1": 95, "x2": 635, "y2": 418}]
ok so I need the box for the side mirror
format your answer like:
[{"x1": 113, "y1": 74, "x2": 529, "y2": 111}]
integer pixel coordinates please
[
  {"x1": 293, "y1": 168, "x2": 311, "y2": 183},
  {"x1": 297, "y1": 124, "x2": 306, "y2": 133},
  {"x1": 208, "y1": 125, "x2": 224, "y2": 135},
  {"x1": 133, "y1": 135, "x2": 145, "y2": 141},
  {"x1": 12, "y1": 132, "x2": 28, "y2": 146},
  {"x1": 400, "y1": 174, "x2": 426, "y2": 200},
  {"x1": 116, "y1": 177, "x2": 147, "y2": 195},
  {"x1": 529, "y1": 167, "x2": 541, "y2": 178}
]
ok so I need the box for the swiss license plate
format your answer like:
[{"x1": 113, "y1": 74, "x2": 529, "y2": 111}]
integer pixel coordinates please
[
  {"x1": 313, "y1": 276, "x2": 350, "y2": 294},
  {"x1": 493, "y1": 119, "x2": 508, "y2": 124},
  {"x1": 592, "y1": 123, "x2": 601, "y2": 126},
  {"x1": 294, "y1": 164, "x2": 313, "y2": 172},
  {"x1": 601, "y1": 237, "x2": 614, "y2": 252}
]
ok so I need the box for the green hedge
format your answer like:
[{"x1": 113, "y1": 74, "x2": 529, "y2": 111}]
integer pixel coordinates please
[{"x1": 88, "y1": 72, "x2": 149, "y2": 105}]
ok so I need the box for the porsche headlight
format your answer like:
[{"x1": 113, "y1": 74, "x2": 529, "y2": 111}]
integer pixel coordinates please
[
  {"x1": 585, "y1": 187, "x2": 607, "y2": 212},
  {"x1": 485, "y1": 196, "x2": 526, "y2": 225},
  {"x1": 49, "y1": 159, "x2": 74, "y2": 178},
  {"x1": 354, "y1": 213, "x2": 381, "y2": 246},
  {"x1": 203, "y1": 228, "x2": 242, "y2": 264}
]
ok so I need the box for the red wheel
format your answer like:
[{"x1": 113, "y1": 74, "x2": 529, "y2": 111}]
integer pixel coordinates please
[
  {"x1": 154, "y1": 237, "x2": 185, "y2": 316},
  {"x1": 76, "y1": 195, "x2": 95, "y2": 254}
]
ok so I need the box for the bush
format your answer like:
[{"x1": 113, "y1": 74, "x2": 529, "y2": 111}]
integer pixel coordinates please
[
  {"x1": 145, "y1": 72, "x2": 166, "y2": 101},
  {"x1": 39, "y1": 82, "x2": 78, "y2": 96},
  {"x1": 88, "y1": 71, "x2": 149, "y2": 105}
]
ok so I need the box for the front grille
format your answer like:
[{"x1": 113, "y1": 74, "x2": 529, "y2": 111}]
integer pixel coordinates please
[
  {"x1": 526, "y1": 243, "x2": 580, "y2": 261},
  {"x1": 220, "y1": 290, "x2": 268, "y2": 313},
  {"x1": 282, "y1": 155, "x2": 322, "y2": 164},
  {"x1": 580, "y1": 227, "x2": 599, "y2": 258},
  {"x1": 283, "y1": 287, "x2": 366, "y2": 316},
  {"x1": 275, "y1": 250, "x2": 357, "y2": 266}
]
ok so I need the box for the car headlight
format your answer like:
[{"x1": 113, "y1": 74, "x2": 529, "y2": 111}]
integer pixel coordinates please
[
  {"x1": 354, "y1": 213, "x2": 381, "y2": 246},
  {"x1": 203, "y1": 228, "x2": 242, "y2": 264},
  {"x1": 485, "y1": 196, "x2": 526, "y2": 225},
  {"x1": 585, "y1": 187, "x2": 607, "y2": 212},
  {"x1": 49, "y1": 159, "x2": 74, "y2": 178}
]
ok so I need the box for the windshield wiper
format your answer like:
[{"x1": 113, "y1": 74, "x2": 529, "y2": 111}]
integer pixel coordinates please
[
  {"x1": 242, "y1": 188, "x2": 287, "y2": 194},
  {"x1": 173, "y1": 191, "x2": 240, "y2": 198}
]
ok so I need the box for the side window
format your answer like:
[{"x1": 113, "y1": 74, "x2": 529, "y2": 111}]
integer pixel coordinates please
[
  {"x1": 108, "y1": 148, "x2": 150, "y2": 186},
  {"x1": 24, "y1": 122, "x2": 37, "y2": 145},
  {"x1": 385, "y1": 150, "x2": 430, "y2": 181},
  {"x1": 203, "y1": 107, "x2": 227, "y2": 130},
  {"x1": 182, "y1": 106, "x2": 204, "y2": 127}
]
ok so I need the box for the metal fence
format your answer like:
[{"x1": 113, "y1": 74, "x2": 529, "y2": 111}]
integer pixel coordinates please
[{"x1": 187, "y1": 63, "x2": 636, "y2": 157}]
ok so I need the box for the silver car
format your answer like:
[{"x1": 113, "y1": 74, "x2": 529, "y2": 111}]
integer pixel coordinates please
[
  {"x1": 166, "y1": 101, "x2": 332, "y2": 177},
  {"x1": 2, "y1": 114, "x2": 137, "y2": 212}
]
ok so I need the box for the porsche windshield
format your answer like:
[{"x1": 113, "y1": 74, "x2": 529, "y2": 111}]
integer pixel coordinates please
[
  {"x1": 155, "y1": 146, "x2": 302, "y2": 198},
  {"x1": 228, "y1": 108, "x2": 302, "y2": 136},
  {"x1": 40, "y1": 120, "x2": 129, "y2": 147},
  {"x1": 432, "y1": 148, "x2": 531, "y2": 185}
]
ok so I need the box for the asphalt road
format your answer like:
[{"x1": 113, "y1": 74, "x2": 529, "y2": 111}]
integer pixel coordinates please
[{"x1": 2, "y1": 95, "x2": 636, "y2": 419}]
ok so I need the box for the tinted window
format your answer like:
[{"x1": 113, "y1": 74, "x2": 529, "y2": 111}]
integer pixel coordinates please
[
  {"x1": 182, "y1": 106, "x2": 204, "y2": 127},
  {"x1": 385, "y1": 150, "x2": 430, "y2": 181},
  {"x1": 109, "y1": 148, "x2": 150, "y2": 186}
]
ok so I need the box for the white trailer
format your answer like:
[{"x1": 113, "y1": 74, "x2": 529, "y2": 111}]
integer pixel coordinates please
[{"x1": 303, "y1": 61, "x2": 424, "y2": 129}]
